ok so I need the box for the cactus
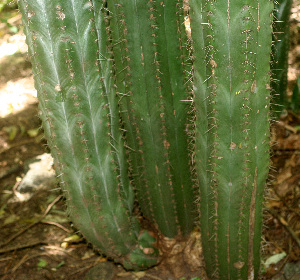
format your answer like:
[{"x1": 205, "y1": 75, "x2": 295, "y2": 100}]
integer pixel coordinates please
[
  {"x1": 271, "y1": 0, "x2": 293, "y2": 114},
  {"x1": 190, "y1": 0, "x2": 273, "y2": 279},
  {"x1": 105, "y1": 0, "x2": 196, "y2": 238},
  {"x1": 19, "y1": 0, "x2": 274, "y2": 278},
  {"x1": 18, "y1": 0, "x2": 159, "y2": 270}
]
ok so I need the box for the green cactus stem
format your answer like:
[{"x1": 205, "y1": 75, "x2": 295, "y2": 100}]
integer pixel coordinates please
[
  {"x1": 190, "y1": 0, "x2": 273, "y2": 279},
  {"x1": 18, "y1": 0, "x2": 158, "y2": 270},
  {"x1": 271, "y1": 0, "x2": 293, "y2": 114},
  {"x1": 106, "y1": 0, "x2": 196, "y2": 239}
]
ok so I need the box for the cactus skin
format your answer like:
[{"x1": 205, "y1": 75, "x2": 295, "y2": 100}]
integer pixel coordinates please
[
  {"x1": 106, "y1": 0, "x2": 196, "y2": 239},
  {"x1": 18, "y1": 0, "x2": 158, "y2": 270},
  {"x1": 190, "y1": 0, "x2": 273, "y2": 279},
  {"x1": 271, "y1": 0, "x2": 293, "y2": 113}
]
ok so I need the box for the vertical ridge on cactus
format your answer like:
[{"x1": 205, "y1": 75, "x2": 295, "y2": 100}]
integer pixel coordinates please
[
  {"x1": 91, "y1": 0, "x2": 134, "y2": 214},
  {"x1": 271, "y1": 0, "x2": 293, "y2": 113},
  {"x1": 190, "y1": 0, "x2": 273, "y2": 279},
  {"x1": 154, "y1": 0, "x2": 196, "y2": 237}
]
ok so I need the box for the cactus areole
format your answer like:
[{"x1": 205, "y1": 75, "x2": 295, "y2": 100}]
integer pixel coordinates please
[{"x1": 19, "y1": 0, "x2": 273, "y2": 278}]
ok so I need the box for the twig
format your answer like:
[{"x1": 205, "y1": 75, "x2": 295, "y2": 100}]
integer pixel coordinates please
[
  {"x1": 0, "y1": 240, "x2": 58, "y2": 254},
  {"x1": 277, "y1": 239, "x2": 292, "y2": 273},
  {"x1": 41, "y1": 220, "x2": 71, "y2": 233},
  {"x1": 277, "y1": 121, "x2": 298, "y2": 134},
  {"x1": 267, "y1": 208, "x2": 300, "y2": 248},
  {"x1": 69, "y1": 261, "x2": 99, "y2": 277},
  {"x1": 0, "y1": 253, "x2": 50, "y2": 277},
  {"x1": 0, "y1": 257, "x2": 13, "y2": 262},
  {"x1": 69, "y1": 265, "x2": 93, "y2": 276},
  {"x1": 0, "y1": 195, "x2": 63, "y2": 248},
  {"x1": 11, "y1": 253, "x2": 29, "y2": 273},
  {"x1": 12, "y1": 180, "x2": 21, "y2": 196},
  {"x1": 143, "y1": 275, "x2": 163, "y2": 280}
]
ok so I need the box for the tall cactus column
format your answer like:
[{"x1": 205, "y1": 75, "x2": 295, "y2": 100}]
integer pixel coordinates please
[
  {"x1": 190, "y1": 1, "x2": 273, "y2": 279},
  {"x1": 106, "y1": 0, "x2": 196, "y2": 238},
  {"x1": 18, "y1": 0, "x2": 158, "y2": 270}
]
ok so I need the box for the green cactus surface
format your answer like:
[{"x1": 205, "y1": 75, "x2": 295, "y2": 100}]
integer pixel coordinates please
[
  {"x1": 18, "y1": 0, "x2": 158, "y2": 270},
  {"x1": 271, "y1": 0, "x2": 293, "y2": 113},
  {"x1": 106, "y1": 0, "x2": 196, "y2": 238},
  {"x1": 190, "y1": 0, "x2": 273, "y2": 279}
]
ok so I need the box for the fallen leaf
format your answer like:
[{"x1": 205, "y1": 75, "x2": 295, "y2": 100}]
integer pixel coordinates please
[
  {"x1": 4, "y1": 214, "x2": 19, "y2": 225},
  {"x1": 133, "y1": 271, "x2": 146, "y2": 278},
  {"x1": 264, "y1": 252, "x2": 286, "y2": 268},
  {"x1": 27, "y1": 128, "x2": 39, "y2": 137},
  {"x1": 56, "y1": 261, "x2": 65, "y2": 269},
  {"x1": 37, "y1": 258, "x2": 47, "y2": 270},
  {"x1": 3, "y1": 126, "x2": 18, "y2": 141},
  {"x1": 63, "y1": 234, "x2": 81, "y2": 242},
  {"x1": 81, "y1": 250, "x2": 96, "y2": 260}
]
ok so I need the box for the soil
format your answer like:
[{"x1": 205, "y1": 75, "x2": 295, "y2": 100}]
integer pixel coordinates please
[{"x1": 0, "y1": 3, "x2": 299, "y2": 280}]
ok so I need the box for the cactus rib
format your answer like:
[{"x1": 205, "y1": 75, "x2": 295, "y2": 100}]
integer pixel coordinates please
[
  {"x1": 190, "y1": 0, "x2": 273, "y2": 279},
  {"x1": 271, "y1": 0, "x2": 293, "y2": 113},
  {"x1": 108, "y1": 0, "x2": 196, "y2": 238}
]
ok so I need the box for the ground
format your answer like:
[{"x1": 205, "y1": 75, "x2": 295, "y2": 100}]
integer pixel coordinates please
[{"x1": 0, "y1": 3, "x2": 299, "y2": 280}]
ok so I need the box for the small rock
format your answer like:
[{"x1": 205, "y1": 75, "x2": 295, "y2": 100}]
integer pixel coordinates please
[{"x1": 18, "y1": 153, "x2": 56, "y2": 195}]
